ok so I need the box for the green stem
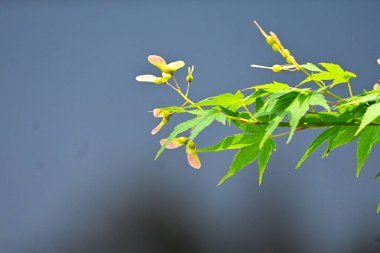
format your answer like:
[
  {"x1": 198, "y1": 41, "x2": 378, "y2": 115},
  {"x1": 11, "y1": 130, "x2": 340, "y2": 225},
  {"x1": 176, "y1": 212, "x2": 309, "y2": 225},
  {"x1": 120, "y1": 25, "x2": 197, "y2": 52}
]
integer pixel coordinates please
[
  {"x1": 179, "y1": 91, "x2": 203, "y2": 110},
  {"x1": 185, "y1": 81, "x2": 190, "y2": 97},
  {"x1": 165, "y1": 81, "x2": 203, "y2": 110},
  {"x1": 241, "y1": 101, "x2": 255, "y2": 119},
  {"x1": 298, "y1": 66, "x2": 344, "y2": 101},
  {"x1": 225, "y1": 114, "x2": 380, "y2": 128},
  {"x1": 172, "y1": 76, "x2": 182, "y2": 92},
  {"x1": 272, "y1": 127, "x2": 305, "y2": 138},
  {"x1": 324, "y1": 90, "x2": 344, "y2": 101},
  {"x1": 347, "y1": 81, "x2": 354, "y2": 98}
]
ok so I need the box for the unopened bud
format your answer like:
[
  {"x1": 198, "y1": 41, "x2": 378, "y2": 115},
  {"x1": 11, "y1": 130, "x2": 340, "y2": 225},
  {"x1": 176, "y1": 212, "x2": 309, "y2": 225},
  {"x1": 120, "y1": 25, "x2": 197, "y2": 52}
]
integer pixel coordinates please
[
  {"x1": 282, "y1": 49, "x2": 291, "y2": 58},
  {"x1": 266, "y1": 36, "x2": 275, "y2": 46},
  {"x1": 272, "y1": 44, "x2": 280, "y2": 52},
  {"x1": 272, "y1": 64, "x2": 283, "y2": 73},
  {"x1": 186, "y1": 66, "x2": 194, "y2": 83},
  {"x1": 186, "y1": 74, "x2": 193, "y2": 83},
  {"x1": 286, "y1": 55, "x2": 295, "y2": 65}
]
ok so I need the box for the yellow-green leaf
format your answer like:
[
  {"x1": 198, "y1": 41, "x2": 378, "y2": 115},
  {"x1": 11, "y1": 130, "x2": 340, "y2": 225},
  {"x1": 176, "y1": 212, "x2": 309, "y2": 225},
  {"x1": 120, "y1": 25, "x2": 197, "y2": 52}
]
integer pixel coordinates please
[
  {"x1": 218, "y1": 144, "x2": 261, "y2": 185},
  {"x1": 296, "y1": 126, "x2": 341, "y2": 169},
  {"x1": 357, "y1": 126, "x2": 379, "y2": 177},
  {"x1": 258, "y1": 138, "x2": 276, "y2": 185},
  {"x1": 356, "y1": 103, "x2": 380, "y2": 135}
]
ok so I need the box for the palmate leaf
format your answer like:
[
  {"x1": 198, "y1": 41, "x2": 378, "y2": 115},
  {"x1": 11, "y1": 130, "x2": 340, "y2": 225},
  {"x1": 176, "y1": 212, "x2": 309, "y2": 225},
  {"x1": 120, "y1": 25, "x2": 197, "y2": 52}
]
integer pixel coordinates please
[
  {"x1": 215, "y1": 112, "x2": 227, "y2": 125},
  {"x1": 219, "y1": 106, "x2": 267, "y2": 134},
  {"x1": 296, "y1": 126, "x2": 360, "y2": 169},
  {"x1": 320, "y1": 63, "x2": 345, "y2": 74},
  {"x1": 356, "y1": 126, "x2": 380, "y2": 177},
  {"x1": 243, "y1": 90, "x2": 268, "y2": 105},
  {"x1": 299, "y1": 62, "x2": 356, "y2": 87},
  {"x1": 296, "y1": 126, "x2": 341, "y2": 169},
  {"x1": 189, "y1": 109, "x2": 222, "y2": 140},
  {"x1": 318, "y1": 63, "x2": 357, "y2": 87},
  {"x1": 228, "y1": 90, "x2": 268, "y2": 112},
  {"x1": 258, "y1": 138, "x2": 276, "y2": 185},
  {"x1": 323, "y1": 126, "x2": 358, "y2": 157},
  {"x1": 287, "y1": 94, "x2": 311, "y2": 143},
  {"x1": 155, "y1": 108, "x2": 221, "y2": 159},
  {"x1": 197, "y1": 134, "x2": 258, "y2": 152},
  {"x1": 301, "y1": 62, "x2": 322, "y2": 72},
  {"x1": 257, "y1": 91, "x2": 321, "y2": 147},
  {"x1": 338, "y1": 91, "x2": 380, "y2": 107},
  {"x1": 356, "y1": 102, "x2": 380, "y2": 135},
  {"x1": 255, "y1": 94, "x2": 286, "y2": 141},
  {"x1": 245, "y1": 81, "x2": 290, "y2": 92},
  {"x1": 301, "y1": 112, "x2": 341, "y2": 124},
  {"x1": 260, "y1": 111, "x2": 287, "y2": 148},
  {"x1": 338, "y1": 104, "x2": 367, "y2": 122},
  {"x1": 255, "y1": 91, "x2": 297, "y2": 117},
  {"x1": 262, "y1": 90, "x2": 329, "y2": 146},
  {"x1": 256, "y1": 92, "x2": 299, "y2": 147},
  {"x1": 218, "y1": 143, "x2": 262, "y2": 186},
  {"x1": 309, "y1": 92, "x2": 330, "y2": 111},
  {"x1": 215, "y1": 123, "x2": 267, "y2": 185},
  {"x1": 229, "y1": 89, "x2": 268, "y2": 112},
  {"x1": 198, "y1": 126, "x2": 266, "y2": 152},
  {"x1": 255, "y1": 96, "x2": 264, "y2": 112},
  {"x1": 186, "y1": 92, "x2": 244, "y2": 108}
]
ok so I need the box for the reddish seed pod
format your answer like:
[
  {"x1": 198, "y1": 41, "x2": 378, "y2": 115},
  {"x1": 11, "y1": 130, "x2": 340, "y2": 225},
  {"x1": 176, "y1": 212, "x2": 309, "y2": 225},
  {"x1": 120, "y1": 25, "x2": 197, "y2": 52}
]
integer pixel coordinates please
[{"x1": 186, "y1": 141, "x2": 201, "y2": 169}]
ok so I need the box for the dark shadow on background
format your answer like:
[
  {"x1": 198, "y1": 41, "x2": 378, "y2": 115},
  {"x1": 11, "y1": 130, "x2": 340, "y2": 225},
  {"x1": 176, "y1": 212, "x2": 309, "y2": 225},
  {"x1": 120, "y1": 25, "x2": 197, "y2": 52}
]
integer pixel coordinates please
[{"x1": 15, "y1": 161, "x2": 307, "y2": 253}]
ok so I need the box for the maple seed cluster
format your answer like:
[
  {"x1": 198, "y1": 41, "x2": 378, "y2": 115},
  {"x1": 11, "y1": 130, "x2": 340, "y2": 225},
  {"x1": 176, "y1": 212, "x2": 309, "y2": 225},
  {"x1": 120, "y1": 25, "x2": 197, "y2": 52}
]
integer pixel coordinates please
[
  {"x1": 151, "y1": 108, "x2": 171, "y2": 135},
  {"x1": 136, "y1": 55, "x2": 201, "y2": 169},
  {"x1": 136, "y1": 55, "x2": 185, "y2": 84},
  {"x1": 160, "y1": 137, "x2": 201, "y2": 169}
]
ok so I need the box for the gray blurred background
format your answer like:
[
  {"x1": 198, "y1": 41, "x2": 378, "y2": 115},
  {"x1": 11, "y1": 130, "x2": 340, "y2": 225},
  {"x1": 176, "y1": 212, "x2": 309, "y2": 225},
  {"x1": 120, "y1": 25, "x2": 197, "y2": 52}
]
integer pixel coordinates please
[{"x1": 0, "y1": 1, "x2": 379, "y2": 252}]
